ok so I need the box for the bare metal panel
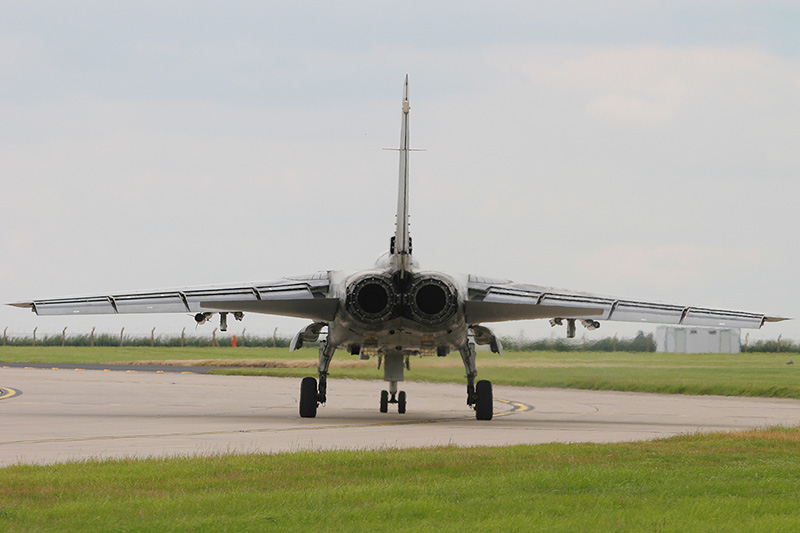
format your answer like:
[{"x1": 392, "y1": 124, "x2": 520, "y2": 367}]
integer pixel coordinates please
[
  {"x1": 33, "y1": 298, "x2": 117, "y2": 316},
  {"x1": 680, "y1": 309, "x2": 764, "y2": 329},
  {"x1": 112, "y1": 293, "x2": 189, "y2": 314}
]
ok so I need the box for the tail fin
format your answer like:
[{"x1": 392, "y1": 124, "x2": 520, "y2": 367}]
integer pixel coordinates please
[{"x1": 393, "y1": 75, "x2": 412, "y2": 276}]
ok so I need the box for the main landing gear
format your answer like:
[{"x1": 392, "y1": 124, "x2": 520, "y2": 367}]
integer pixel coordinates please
[
  {"x1": 461, "y1": 342, "x2": 493, "y2": 420},
  {"x1": 299, "y1": 376, "x2": 318, "y2": 418},
  {"x1": 299, "y1": 339, "x2": 493, "y2": 420},
  {"x1": 473, "y1": 379, "x2": 493, "y2": 420},
  {"x1": 299, "y1": 339, "x2": 335, "y2": 418}
]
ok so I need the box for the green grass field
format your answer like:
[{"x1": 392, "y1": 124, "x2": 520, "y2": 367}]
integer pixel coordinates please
[
  {"x1": 2, "y1": 346, "x2": 799, "y2": 399},
  {"x1": 2, "y1": 428, "x2": 800, "y2": 531}
]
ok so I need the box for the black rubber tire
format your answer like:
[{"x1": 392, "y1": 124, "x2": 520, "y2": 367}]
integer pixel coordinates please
[
  {"x1": 475, "y1": 380, "x2": 493, "y2": 420},
  {"x1": 398, "y1": 391, "x2": 407, "y2": 414},
  {"x1": 380, "y1": 390, "x2": 389, "y2": 413},
  {"x1": 299, "y1": 377, "x2": 318, "y2": 418}
]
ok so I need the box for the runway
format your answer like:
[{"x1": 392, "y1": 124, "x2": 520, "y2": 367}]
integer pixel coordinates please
[{"x1": 3, "y1": 367, "x2": 800, "y2": 467}]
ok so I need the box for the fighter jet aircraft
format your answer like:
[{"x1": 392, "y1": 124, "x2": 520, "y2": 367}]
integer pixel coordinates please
[{"x1": 10, "y1": 76, "x2": 787, "y2": 420}]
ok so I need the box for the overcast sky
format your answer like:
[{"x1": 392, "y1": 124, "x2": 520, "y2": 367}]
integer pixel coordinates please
[{"x1": 1, "y1": 1, "x2": 798, "y2": 343}]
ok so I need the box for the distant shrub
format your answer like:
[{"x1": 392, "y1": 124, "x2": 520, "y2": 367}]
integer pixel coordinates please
[
  {"x1": 499, "y1": 331, "x2": 656, "y2": 352},
  {"x1": 743, "y1": 338, "x2": 800, "y2": 353}
]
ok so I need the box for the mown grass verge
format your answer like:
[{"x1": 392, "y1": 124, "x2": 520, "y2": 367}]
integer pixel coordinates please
[
  {"x1": 2, "y1": 346, "x2": 800, "y2": 399},
  {"x1": 2, "y1": 427, "x2": 800, "y2": 531}
]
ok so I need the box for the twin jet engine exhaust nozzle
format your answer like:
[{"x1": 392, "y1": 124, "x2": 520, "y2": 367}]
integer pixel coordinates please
[{"x1": 346, "y1": 273, "x2": 458, "y2": 326}]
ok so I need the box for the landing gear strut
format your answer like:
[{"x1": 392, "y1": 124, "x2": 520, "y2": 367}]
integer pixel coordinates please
[
  {"x1": 299, "y1": 339, "x2": 336, "y2": 418},
  {"x1": 460, "y1": 342, "x2": 493, "y2": 420}
]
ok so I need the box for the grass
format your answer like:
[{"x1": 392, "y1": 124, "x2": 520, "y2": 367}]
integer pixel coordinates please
[
  {"x1": 3, "y1": 348, "x2": 799, "y2": 529},
  {"x1": 0, "y1": 345, "x2": 311, "y2": 363},
  {"x1": 1, "y1": 427, "x2": 800, "y2": 531},
  {"x1": 2, "y1": 346, "x2": 800, "y2": 399}
]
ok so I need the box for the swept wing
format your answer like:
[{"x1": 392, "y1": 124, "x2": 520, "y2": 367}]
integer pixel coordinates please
[
  {"x1": 10, "y1": 272, "x2": 338, "y2": 322},
  {"x1": 466, "y1": 276, "x2": 786, "y2": 329}
]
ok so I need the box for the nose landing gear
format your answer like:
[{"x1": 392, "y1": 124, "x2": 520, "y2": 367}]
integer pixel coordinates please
[{"x1": 380, "y1": 388, "x2": 407, "y2": 414}]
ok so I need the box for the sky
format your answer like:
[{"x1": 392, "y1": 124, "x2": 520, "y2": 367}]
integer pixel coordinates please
[{"x1": 1, "y1": 1, "x2": 798, "y2": 345}]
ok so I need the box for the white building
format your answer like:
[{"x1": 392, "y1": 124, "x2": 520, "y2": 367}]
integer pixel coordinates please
[{"x1": 655, "y1": 326, "x2": 741, "y2": 354}]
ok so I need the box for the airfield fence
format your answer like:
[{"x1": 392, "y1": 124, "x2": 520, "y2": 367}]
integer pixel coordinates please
[
  {"x1": 0, "y1": 328, "x2": 290, "y2": 348},
  {"x1": 2, "y1": 327, "x2": 797, "y2": 353}
]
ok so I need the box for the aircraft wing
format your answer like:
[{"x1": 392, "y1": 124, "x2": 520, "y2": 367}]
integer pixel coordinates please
[
  {"x1": 8, "y1": 272, "x2": 339, "y2": 322},
  {"x1": 465, "y1": 275, "x2": 787, "y2": 329}
]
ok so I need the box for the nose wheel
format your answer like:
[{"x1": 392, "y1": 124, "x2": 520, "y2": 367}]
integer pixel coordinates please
[{"x1": 380, "y1": 389, "x2": 407, "y2": 414}]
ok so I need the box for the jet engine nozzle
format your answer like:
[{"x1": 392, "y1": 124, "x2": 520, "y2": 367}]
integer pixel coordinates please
[
  {"x1": 407, "y1": 275, "x2": 458, "y2": 326},
  {"x1": 346, "y1": 275, "x2": 397, "y2": 323}
]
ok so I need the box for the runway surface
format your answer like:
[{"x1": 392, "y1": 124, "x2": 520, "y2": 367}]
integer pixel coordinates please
[{"x1": 3, "y1": 367, "x2": 800, "y2": 467}]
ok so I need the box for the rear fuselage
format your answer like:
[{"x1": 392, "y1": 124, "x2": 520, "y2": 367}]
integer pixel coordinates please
[{"x1": 328, "y1": 266, "x2": 468, "y2": 357}]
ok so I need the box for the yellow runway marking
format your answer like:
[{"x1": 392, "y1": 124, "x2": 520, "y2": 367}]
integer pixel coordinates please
[
  {"x1": 0, "y1": 387, "x2": 21, "y2": 401},
  {"x1": 494, "y1": 398, "x2": 533, "y2": 418}
]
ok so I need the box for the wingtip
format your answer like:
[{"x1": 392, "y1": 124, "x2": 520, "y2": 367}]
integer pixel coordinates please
[{"x1": 764, "y1": 316, "x2": 792, "y2": 323}]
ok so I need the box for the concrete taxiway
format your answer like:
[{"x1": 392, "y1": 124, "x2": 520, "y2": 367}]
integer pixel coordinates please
[{"x1": 3, "y1": 367, "x2": 800, "y2": 467}]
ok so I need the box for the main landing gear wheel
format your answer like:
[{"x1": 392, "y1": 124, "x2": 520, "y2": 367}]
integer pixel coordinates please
[
  {"x1": 379, "y1": 389, "x2": 407, "y2": 413},
  {"x1": 299, "y1": 377, "x2": 318, "y2": 418},
  {"x1": 475, "y1": 379, "x2": 493, "y2": 421}
]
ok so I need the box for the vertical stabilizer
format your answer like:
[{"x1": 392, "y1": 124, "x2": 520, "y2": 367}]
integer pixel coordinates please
[{"x1": 393, "y1": 75, "x2": 412, "y2": 276}]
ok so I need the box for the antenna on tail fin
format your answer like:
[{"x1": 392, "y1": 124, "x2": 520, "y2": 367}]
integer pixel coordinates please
[{"x1": 393, "y1": 75, "x2": 412, "y2": 277}]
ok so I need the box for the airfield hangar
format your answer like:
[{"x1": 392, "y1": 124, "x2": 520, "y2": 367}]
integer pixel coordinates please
[{"x1": 655, "y1": 325, "x2": 741, "y2": 354}]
